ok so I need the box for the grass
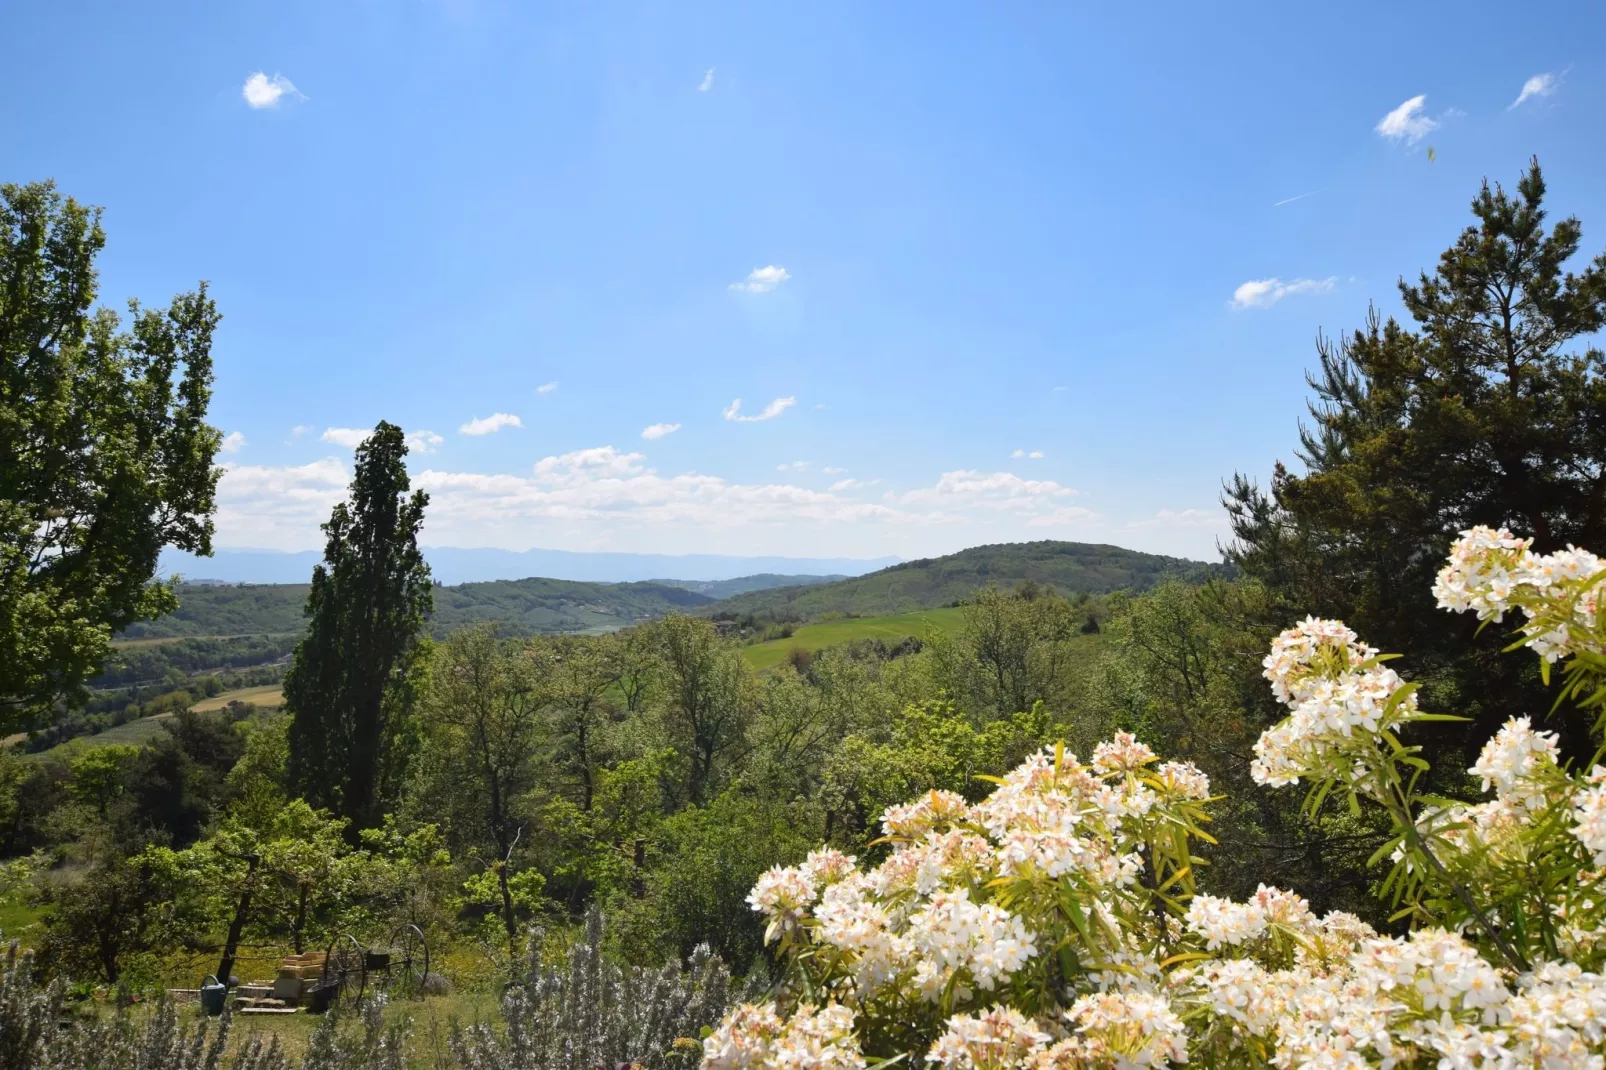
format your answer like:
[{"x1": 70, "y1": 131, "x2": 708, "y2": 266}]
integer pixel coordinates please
[
  {"x1": 0, "y1": 898, "x2": 45, "y2": 945},
  {"x1": 741, "y1": 607, "x2": 966, "y2": 671},
  {"x1": 192, "y1": 685, "x2": 284, "y2": 712},
  {"x1": 34, "y1": 714, "x2": 175, "y2": 756},
  {"x1": 77, "y1": 991, "x2": 501, "y2": 1069}
]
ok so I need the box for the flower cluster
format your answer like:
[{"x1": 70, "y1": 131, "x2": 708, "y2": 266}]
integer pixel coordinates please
[
  {"x1": 701, "y1": 1002, "x2": 865, "y2": 1070},
  {"x1": 1575, "y1": 766, "x2": 1606, "y2": 867},
  {"x1": 1250, "y1": 615, "x2": 1417, "y2": 789},
  {"x1": 1435, "y1": 524, "x2": 1606, "y2": 661},
  {"x1": 1469, "y1": 715, "x2": 1561, "y2": 810}
]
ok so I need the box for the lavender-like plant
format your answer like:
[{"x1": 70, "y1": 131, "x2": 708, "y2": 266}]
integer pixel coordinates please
[{"x1": 451, "y1": 910, "x2": 736, "y2": 1070}]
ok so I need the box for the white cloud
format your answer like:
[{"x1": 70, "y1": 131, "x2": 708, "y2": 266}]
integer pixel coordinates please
[
  {"x1": 1010, "y1": 449, "x2": 1046, "y2": 459},
  {"x1": 242, "y1": 72, "x2": 301, "y2": 110},
  {"x1": 220, "y1": 431, "x2": 247, "y2": 454},
  {"x1": 723, "y1": 397, "x2": 796, "y2": 422},
  {"x1": 1029, "y1": 451, "x2": 1044, "y2": 459},
  {"x1": 533, "y1": 445, "x2": 647, "y2": 480},
  {"x1": 537, "y1": 382, "x2": 558, "y2": 394},
  {"x1": 1273, "y1": 190, "x2": 1317, "y2": 207},
  {"x1": 1509, "y1": 72, "x2": 1557, "y2": 110},
  {"x1": 1011, "y1": 448, "x2": 1025, "y2": 458},
  {"x1": 459, "y1": 413, "x2": 523, "y2": 436},
  {"x1": 407, "y1": 430, "x2": 445, "y2": 454},
  {"x1": 1026, "y1": 506, "x2": 1100, "y2": 528},
  {"x1": 213, "y1": 449, "x2": 1109, "y2": 553},
  {"x1": 321, "y1": 427, "x2": 369, "y2": 448},
  {"x1": 289, "y1": 425, "x2": 312, "y2": 439},
  {"x1": 900, "y1": 470, "x2": 1077, "y2": 513},
  {"x1": 1230, "y1": 276, "x2": 1336, "y2": 310},
  {"x1": 1375, "y1": 95, "x2": 1438, "y2": 144},
  {"x1": 641, "y1": 423, "x2": 681, "y2": 440},
  {"x1": 776, "y1": 461, "x2": 808, "y2": 472},
  {"x1": 729, "y1": 265, "x2": 791, "y2": 294},
  {"x1": 1127, "y1": 508, "x2": 1221, "y2": 529},
  {"x1": 698, "y1": 68, "x2": 714, "y2": 92},
  {"x1": 214, "y1": 458, "x2": 350, "y2": 548},
  {"x1": 822, "y1": 466, "x2": 846, "y2": 475}
]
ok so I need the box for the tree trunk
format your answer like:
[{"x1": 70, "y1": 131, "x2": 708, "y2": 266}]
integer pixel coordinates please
[
  {"x1": 216, "y1": 854, "x2": 261, "y2": 984},
  {"x1": 293, "y1": 882, "x2": 310, "y2": 954}
]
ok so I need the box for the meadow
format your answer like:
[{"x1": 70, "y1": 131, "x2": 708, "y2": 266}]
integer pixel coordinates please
[{"x1": 738, "y1": 607, "x2": 966, "y2": 670}]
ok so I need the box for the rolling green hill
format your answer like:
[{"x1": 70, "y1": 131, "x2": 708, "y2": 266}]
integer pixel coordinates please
[{"x1": 705, "y1": 540, "x2": 1225, "y2": 621}]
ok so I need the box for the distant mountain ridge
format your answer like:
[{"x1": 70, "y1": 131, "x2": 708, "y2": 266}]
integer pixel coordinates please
[
  {"x1": 159, "y1": 547, "x2": 897, "y2": 586},
  {"x1": 702, "y1": 540, "x2": 1227, "y2": 620}
]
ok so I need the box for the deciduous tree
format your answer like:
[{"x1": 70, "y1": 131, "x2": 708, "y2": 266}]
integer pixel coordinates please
[{"x1": 1, "y1": 181, "x2": 222, "y2": 733}]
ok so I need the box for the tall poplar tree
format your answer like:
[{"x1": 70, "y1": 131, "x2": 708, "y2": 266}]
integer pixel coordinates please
[{"x1": 285, "y1": 422, "x2": 432, "y2": 830}]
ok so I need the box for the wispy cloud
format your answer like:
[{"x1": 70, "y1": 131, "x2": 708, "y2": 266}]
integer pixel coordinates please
[
  {"x1": 220, "y1": 431, "x2": 247, "y2": 454},
  {"x1": 1509, "y1": 72, "x2": 1558, "y2": 110},
  {"x1": 729, "y1": 265, "x2": 791, "y2": 294},
  {"x1": 900, "y1": 470, "x2": 1077, "y2": 511},
  {"x1": 1009, "y1": 449, "x2": 1045, "y2": 459},
  {"x1": 698, "y1": 68, "x2": 714, "y2": 92},
  {"x1": 407, "y1": 430, "x2": 444, "y2": 454},
  {"x1": 536, "y1": 381, "x2": 558, "y2": 394},
  {"x1": 822, "y1": 467, "x2": 846, "y2": 475},
  {"x1": 242, "y1": 72, "x2": 302, "y2": 110},
  {"x1": 776, "y1": 461, "x2": 808, "y2": 472},
  {"x1": 1127, "y1": 508, "x2": 1221, "y2": 530},
  {"x1": 723, "y1": 397, "x2": 796, "y2": 422},
  {"x1": 830, "y1": 478, "x2": 876, "y2": 491},
  {"x1": 641, "y1": 423, "x2": 681, "y2": 440},
  {"x1": 1273, "y1": 190, "x2": 1318, "y2": 207},
  {"x1": 459, "y1": 413, "x2": 522, "y2": 436},
  {"x1": 321, "y1": 427, "x2": 369, "y2": 448},
  {"x1": 1375, "y1": 95, "x2": 1438, "y2": 144},
  {"x1": 1230, "y1": 276, "x2": 1336, "y2": 310},
  {"x1": 289, "y1": 425, "x2": 312, "y2": 440}
]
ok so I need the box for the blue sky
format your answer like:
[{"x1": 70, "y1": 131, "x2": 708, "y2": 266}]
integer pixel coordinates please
[{"x1": 6, "y1": 1, "x2": 1603, "y2": 562}]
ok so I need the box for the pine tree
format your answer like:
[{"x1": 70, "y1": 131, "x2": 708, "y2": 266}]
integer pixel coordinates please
[
  {"x1": 1225, "y1": 159, "x2": 1606, "y2": 764},
  {"x1": 285, "y1": 422, "x2": 432, "y2": 830}
]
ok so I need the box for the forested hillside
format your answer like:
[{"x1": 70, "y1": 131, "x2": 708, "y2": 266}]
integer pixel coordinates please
[
  {"x1": 121, "y1": 573, "x2": 848, "y2": 642},
  {"x1": 428, "y1": 577, "x2": 714, "y2": 635},
  {"x1": 703, "y1": 540, "x2": 1225, "y2": 621}
]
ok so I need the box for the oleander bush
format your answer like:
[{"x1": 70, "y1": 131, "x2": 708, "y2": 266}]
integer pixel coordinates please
[{"x1": 706, "y1": 528, "x2": 1606, "y2": 1069}]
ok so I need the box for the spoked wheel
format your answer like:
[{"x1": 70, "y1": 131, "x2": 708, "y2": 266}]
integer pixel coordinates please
[
  {"x1": 324, "y1": 933, "x2": 366, "y2": 1006},
  {"x1": 386, "y1": 923, "x2": 429, "y2": 1000}
]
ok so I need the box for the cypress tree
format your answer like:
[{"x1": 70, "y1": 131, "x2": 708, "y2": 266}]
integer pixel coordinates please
[{"x1": 285, "y1": 421, "x2": 432, "y2": 830}]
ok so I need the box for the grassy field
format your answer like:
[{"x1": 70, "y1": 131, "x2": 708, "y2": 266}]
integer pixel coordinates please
[
  {"x1": 192, "y1": 685, "x2": 284, "y2": 712},
  {"x1": 741, "y1": 607, "x2": 966, "y2": 671}
]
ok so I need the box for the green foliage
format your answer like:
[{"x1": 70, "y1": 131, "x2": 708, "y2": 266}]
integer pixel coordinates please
[
  {"x1": 285, "y1": 422, "x2": 433, "y2": 832},
  {"x1": 654, "y1": 616, "x2": 753, "y2": 805},
  {"x1": 0, "y1": 181, "x2": 222, "y2": 734},
  {"x1": 615, "y1": 790, "x2": 817, "y2": 969}
]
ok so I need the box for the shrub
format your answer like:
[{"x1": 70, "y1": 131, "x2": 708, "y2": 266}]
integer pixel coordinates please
[
  {"x1": 450, "y1": 909, "x2": 737, "y2": 1070},
  {"x1": 706, "y1": 527, "x2": 1606, "y2": 1068}
]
